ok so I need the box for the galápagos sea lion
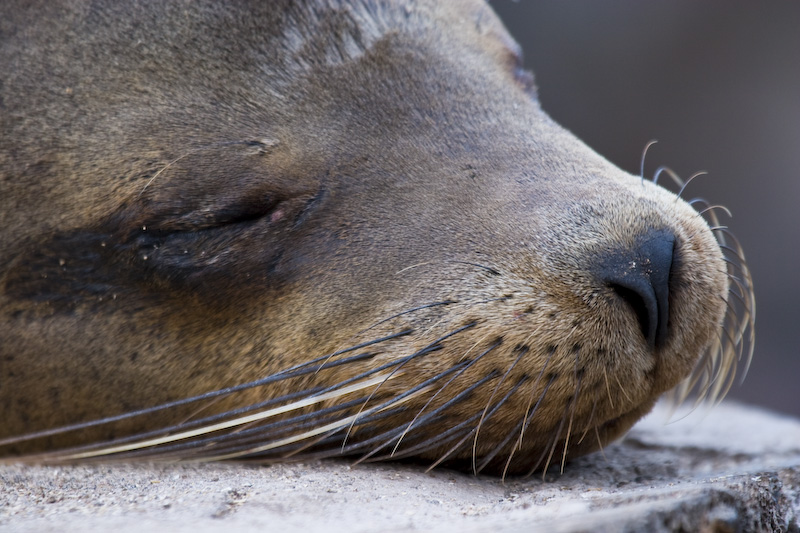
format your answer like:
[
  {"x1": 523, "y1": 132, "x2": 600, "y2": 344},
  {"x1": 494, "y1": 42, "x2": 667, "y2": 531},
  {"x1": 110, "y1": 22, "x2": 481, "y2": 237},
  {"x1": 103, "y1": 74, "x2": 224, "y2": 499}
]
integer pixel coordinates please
[{"x1": 0, "y1": 0, "x2": 754, "y2": 476}]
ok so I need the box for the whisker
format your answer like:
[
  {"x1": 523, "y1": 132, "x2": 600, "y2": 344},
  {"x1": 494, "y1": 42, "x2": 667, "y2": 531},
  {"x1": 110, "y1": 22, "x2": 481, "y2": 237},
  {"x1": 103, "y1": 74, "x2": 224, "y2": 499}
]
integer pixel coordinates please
[
  {"x1": 137, "y1": 152, "x2": 196, "y2": 198},
  {"x1": 675, "y1": 171, "x2": 708, "y2": 200},
  {"x1": 425, "y1": 375, "x2": 526, "y2": 473},
  {"x1": 721, "y1": 255, "x2": 750, "y2": 275},
  {"x1": 393, "y1": 417, "x2": 481, "y2": 463},
  {"x1": 687, "y1": 197, "x2": 710, "y2": 209},
  {"x1": 472, "y1": 345, "x2": 528, "y2": 474},
  {"x1": 697, "y1": 204, "x2": 733, "y2": 219},
  {"x1": 395, "y1": 259, "x2": 502, "y2": 277},
  {"x1": 602, "y1": 366, "x2": 614, "y2": 409},
  {"x1": 395, "y1": 261, "x2": 436, "y2": 275},
  {"x1": 0, "y1": 330, "x2": 413, "y2": 450},
  {"x1": 650, "y1": 165, "x2": 681, "y2": 187},
  {"x1": 341, "y1": 322, "x2": 477, "y2": 448},
  {"x1": 640, "y1": 140, "x2": 658, "y2": 185},
  {"x1": 593, "y1": 425, "x2": 607, "y2": 462},
  {"x1": 352, "y1": 370, "x2": 500, "y2": 463},
  {"x1": 577, "y1": 398, "x2": 598, "y2": 445},
  {"x1": 390, "y1": 340, "x2": 502, "y2": 455},
  {"x1": 136, "y1": 141, "x2": 264, "y2": 198},
  {"x1": 354, "y1": 301, "x2": 456, "y2": 337},
  {"x1": 560, "y1": 367, "x2": 583, "y2": 474},
  {"x1": 447, "y1": 260, "x2": 501, "y2": 276},
  {"x1": 495, "y1": 346, "x2": 556, "y2": 474},
  {"x1": 493, "y1": 374, "x2": 557, "y2": 477},
  {"x1": 44, "y1": 374, "x2": 403, "y2": 461},
  {"x1": 201, "y1": 368, "x2": 452, "y2": 463},
  {"x1": 347, "y1": 360, "x2": 478, "y2": 458},
  {"x1": 722, "y1": 292, "x2": 754, "y2": 337},
  {"x1": 538, "y1": 404, "x2": 570, "y2": 480},
  {"x1": 119, "y1": 396, "x2": 373, "y2": 461},
  {"x1": 710, "y1": 225, "x2": 745, "y2": 243},
  {"x1": 24, "y1": 385, "x2": 332, "y2": 462},
  {"x1": 613, "y1": 373, "x2": 632, "y2": 404},
  {"x1": 203, "y1": 408, "x2": 412, "y2": 462}
]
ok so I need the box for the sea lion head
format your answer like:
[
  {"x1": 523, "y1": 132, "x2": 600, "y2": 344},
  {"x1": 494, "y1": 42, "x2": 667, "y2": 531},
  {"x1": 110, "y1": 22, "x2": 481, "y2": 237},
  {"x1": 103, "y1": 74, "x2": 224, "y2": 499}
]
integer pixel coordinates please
[{"x1": 0, "y1": 0, "x2": 753, "y2": 476}]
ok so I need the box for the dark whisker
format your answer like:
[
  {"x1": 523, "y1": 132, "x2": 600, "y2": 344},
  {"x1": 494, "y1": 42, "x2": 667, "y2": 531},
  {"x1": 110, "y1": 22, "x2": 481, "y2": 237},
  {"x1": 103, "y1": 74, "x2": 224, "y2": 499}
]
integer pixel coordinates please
[
  {"x1": 342, "y1": 322, "x2": 478, "y2": 447},
  {"x1": 216, "y1": 339, "x2": 478, "y2": 462},
  {"x1": 495, "y1": 347, "x2": 557, "y2": 473},
  {"x1": 117, "y1": 397, "x2": 373, "y2": 460},
  {"x1": 425, "y1": 376, "x2": 527, "y2": 473},
  {"x1": 386, "y1": 417, "x2": 480, "y2": 462},
  {"x1": 355, "y1": 301, "x2": 456, "y2": 336},
  {"x1": 0, "y1": 330, "x2": 411, "y2": 448},
  {"x1": 390, "y1": 340, "x2": 503, "y2": 455},
  {"x1": 488, "y1": 418, "x2": 524, "y2": 477},
  {"x1": 496, "y1": 373, "x2": 556, "y2": 477},
  {"x1": 25, "y1": 386, "x2": 328, "y2": 461},
  {"x1": 29, "y1": 348, "x2": 410, "y2": 460},
  {"x1": 534, "y1": 403, "x2": 570, "y2": 479},
  {"x1": 348, "y1": 370, "x2": 499, "y2": 462},
  {"x1": 447, "y1": 260, "x2": 501, "y2": 276},
  {"x1": 560, "y1": 366, "x2": 583, "y2": 474},
  {"x1": 472, "y1": 345, "x2": 529, "y2": 474},
  {"x1": 369, "y1": 422, "x2": 479, "y2": 464}
]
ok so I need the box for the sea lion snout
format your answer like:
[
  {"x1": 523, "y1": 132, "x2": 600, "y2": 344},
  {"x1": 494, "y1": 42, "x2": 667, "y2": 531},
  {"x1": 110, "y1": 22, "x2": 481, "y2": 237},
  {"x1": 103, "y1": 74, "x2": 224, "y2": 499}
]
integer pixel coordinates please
[{"x1": 595, "y1": 228, "x2": 675, "y2": 349}]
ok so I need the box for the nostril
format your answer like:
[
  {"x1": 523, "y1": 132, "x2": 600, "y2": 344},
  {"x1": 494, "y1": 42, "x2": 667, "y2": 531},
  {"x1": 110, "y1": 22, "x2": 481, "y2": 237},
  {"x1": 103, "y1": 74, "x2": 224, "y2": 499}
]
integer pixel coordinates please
[
  {"x1": 596, "y1": 229, "x2": 675, "y2": 350},
  {"x1": 609, "y1": 282, "x2": 653, "y2": 346}
]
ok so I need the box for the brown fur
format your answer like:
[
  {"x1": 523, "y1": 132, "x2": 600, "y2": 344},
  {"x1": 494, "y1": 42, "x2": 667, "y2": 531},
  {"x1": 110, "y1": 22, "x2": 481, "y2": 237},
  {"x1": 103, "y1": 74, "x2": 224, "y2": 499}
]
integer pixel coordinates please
[{"x1": 0, "y1": 0, "x2": 753, "y2": 475}]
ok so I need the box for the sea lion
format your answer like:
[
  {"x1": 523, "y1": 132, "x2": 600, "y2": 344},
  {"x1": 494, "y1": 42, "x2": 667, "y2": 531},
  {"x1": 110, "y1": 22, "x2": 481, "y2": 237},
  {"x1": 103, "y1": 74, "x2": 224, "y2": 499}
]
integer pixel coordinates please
[{"x1": 0, "y1": 0, "x2": 754, "y2": 476}]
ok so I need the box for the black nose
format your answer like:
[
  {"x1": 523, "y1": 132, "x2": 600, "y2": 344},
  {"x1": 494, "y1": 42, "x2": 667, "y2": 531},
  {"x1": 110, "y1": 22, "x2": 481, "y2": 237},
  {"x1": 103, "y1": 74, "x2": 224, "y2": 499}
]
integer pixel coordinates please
[{"x1": 596, "y1": 229, "x2": 675, "y2": 349}]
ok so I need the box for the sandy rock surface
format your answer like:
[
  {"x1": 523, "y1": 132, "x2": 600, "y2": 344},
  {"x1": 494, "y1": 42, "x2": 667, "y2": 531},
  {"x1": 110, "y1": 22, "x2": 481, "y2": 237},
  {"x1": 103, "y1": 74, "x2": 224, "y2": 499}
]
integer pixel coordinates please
[{"x1": 2, "y1": 402, "x2": 799, "y2": 532}]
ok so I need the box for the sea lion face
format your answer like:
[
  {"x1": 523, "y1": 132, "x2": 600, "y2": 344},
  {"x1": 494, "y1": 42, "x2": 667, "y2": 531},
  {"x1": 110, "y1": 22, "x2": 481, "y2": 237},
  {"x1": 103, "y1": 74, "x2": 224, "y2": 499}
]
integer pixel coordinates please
[{"x1": 0, "y1": 1, "x2": 753, "y2": 475}]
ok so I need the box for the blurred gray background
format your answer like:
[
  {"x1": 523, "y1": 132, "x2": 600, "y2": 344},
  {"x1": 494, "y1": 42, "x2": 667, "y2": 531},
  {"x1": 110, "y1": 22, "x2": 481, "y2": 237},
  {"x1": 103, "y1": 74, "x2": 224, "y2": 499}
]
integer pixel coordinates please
[{"x1": 491, "y1": 1, "x2": 799, "y2": 417}]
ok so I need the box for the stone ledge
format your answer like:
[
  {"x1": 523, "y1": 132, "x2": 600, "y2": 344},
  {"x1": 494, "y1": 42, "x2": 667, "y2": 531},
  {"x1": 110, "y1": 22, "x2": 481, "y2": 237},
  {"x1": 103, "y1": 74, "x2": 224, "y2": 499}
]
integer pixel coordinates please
[{"x1": 2, "y1": 402, "x2": 799, "y2": 532}]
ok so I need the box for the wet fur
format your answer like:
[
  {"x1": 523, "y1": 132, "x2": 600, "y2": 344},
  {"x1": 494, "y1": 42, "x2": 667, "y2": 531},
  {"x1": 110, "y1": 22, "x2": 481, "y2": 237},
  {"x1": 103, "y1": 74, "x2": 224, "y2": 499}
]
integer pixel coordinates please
[{"x1": 0, "y1": 0, "x2": 754, "y2": 476}]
